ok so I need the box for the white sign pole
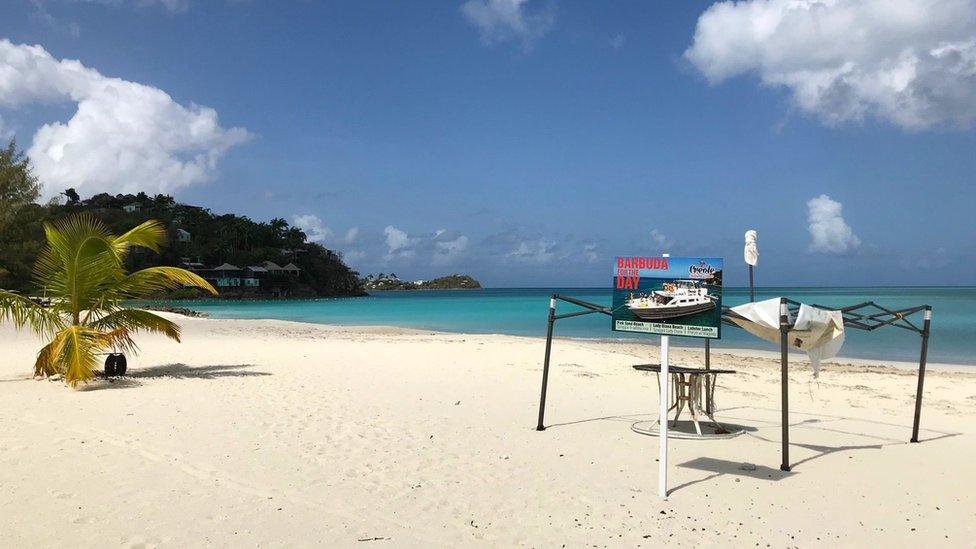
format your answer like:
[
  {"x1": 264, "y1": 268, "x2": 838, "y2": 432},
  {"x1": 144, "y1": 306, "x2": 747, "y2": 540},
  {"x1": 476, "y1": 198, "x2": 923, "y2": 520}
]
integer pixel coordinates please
[{"x1": 659, "y1": 253, "x2": 670, "y2": 499}]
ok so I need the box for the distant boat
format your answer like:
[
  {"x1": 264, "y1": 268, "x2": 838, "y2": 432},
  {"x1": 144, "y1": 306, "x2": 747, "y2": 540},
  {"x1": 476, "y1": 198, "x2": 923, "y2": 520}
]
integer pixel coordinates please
[{"x1": 626, "y1": 280, "x2": 716, "y2": 320}]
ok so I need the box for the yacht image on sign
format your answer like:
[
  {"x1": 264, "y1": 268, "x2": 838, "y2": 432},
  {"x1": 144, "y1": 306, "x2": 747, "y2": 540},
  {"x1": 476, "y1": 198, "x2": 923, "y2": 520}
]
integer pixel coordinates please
[{"x1": 626, "y1": 280, "x2": 717, "y2": 320}]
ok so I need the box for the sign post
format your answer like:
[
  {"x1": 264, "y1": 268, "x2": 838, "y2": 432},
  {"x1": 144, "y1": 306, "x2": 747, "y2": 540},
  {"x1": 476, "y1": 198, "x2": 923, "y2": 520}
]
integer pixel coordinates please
[
  {"x1": 611, "y1": 254, "x2": 724, "y2": 499},
  {"x1": 658, "y1": 253, "x2": 670, "y2": 497}
]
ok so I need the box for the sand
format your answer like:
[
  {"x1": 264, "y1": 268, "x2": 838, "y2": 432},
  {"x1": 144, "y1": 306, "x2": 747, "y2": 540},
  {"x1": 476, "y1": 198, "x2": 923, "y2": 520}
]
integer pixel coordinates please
[{"x1": 1, "y1": 314, "x2": 974, "y2": 547}]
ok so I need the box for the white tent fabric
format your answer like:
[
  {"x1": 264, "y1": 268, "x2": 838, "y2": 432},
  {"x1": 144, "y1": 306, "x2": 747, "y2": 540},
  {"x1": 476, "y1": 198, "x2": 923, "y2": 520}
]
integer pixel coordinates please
[{"x1": 730, "y1": 298, "x2": 845, "y2": 376}]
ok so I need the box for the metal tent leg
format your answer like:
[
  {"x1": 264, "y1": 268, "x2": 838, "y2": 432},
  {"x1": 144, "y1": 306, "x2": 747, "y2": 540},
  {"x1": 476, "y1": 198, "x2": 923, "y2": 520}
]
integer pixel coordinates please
[
  {"x1": 911, "y1": 307, "x2": 932, "y2": 443},
  {"x1": 779, "y1": 298, "x2": 791, "y2": 472},
  {"x1": 536, "y1": 296, "x2": 557, "y2": 431}
]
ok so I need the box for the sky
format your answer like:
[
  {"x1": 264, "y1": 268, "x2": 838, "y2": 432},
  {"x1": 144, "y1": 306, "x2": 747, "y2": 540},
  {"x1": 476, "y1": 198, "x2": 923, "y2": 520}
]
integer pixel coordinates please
[{"x1": 1, "y1": 0, "x2": 975, "y2": 287}]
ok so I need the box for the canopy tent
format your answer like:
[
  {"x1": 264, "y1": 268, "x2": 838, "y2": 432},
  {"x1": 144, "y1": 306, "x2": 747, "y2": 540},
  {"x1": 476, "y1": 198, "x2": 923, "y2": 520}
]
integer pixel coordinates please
[
  {"x1": 728, "y1": 298, "x2": 846, "y2": 376},
  {"x1": 535, "y1": 294, "x2": 933, "y2": 472}
]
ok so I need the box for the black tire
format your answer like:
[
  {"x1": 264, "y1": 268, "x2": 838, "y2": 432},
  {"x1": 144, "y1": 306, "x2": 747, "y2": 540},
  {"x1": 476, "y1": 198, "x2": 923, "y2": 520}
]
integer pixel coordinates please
[
  {"x1": 115, "y1": 354, "x2": 127, "y2": 376},
  {"x1": 104, "y1": 354, "x2": 118, "y2": 377}
]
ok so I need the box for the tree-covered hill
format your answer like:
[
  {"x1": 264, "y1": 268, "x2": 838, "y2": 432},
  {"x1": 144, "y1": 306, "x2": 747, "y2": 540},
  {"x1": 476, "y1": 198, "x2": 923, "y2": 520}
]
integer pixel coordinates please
[{"x1": 0, "y1": 142, "x2": 365, "y2": 298}]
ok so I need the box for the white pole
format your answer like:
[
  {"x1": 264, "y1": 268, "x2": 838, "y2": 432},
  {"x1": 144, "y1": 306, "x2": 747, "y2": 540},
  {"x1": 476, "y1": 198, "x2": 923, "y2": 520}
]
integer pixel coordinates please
[
  {"x1": 659, "y1": 253, "x2": 670, "y2": 499},
  {"x1": 659, "y1": 334, "x2": 669, "y2": 498}
]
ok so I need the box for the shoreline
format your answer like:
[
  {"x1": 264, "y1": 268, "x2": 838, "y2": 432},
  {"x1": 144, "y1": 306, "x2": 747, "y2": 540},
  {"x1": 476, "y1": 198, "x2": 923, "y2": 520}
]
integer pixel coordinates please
[{"x1": 143, "y1": 313, "x2": 976, "y2": 371}]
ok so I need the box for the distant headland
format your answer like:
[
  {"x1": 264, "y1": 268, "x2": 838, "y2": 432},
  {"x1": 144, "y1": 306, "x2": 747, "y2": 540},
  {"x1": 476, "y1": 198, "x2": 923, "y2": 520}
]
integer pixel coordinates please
[{"x1": 361, "y1": 273, "x2": 481, "y2": 291}]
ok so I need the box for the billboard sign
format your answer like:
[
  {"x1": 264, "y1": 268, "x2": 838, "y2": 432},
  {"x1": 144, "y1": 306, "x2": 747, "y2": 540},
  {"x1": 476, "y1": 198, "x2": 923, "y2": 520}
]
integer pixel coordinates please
[{"x1": 611, "y1": 256, "x2": 723, "y2": 339}]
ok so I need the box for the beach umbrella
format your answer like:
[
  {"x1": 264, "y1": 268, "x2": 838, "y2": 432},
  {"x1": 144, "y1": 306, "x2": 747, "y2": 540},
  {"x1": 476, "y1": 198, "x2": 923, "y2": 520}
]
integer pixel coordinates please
[{"x1": 744, "y1": 230, "x2": 758, "y2": 302}]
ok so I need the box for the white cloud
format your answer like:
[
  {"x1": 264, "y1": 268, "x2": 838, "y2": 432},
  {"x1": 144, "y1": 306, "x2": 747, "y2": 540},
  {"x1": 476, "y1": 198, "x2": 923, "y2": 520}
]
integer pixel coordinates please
[
  {"x1": 74, "y1": 0, "x2": 190, "y2": 14},
  {"x1": 292, "y1": 214, "x2": 332, "y2": 244},
  {"x1": 384, "y1": 225, "x2": 412, "y2": 252},
  {"x1": 343, "y1": 227, "x2": 360, "y2": 244},
  {"x1": 433, "y1": 232, "x2": 469, "y2": 265},
  {"x1": 383, "y1": 225, "x2": 417, "y2": 260},
  {"x1": 381, "y1": 225, "x2": 471, "y2": 264},
  {"x1": 508, "y1": 239, "x2": 559, "y2": 264},
  {"x1": 807, "y1": 194, "x2": 861, "y2": 253},
  {"x1": 0, "y1": 39, "x2": 250, "y2": 200},
  {"x1": 583, "y1": 242, "x2": 599, "y2": 263},
  {"x1": 30, "y1": 1, "x2": 82, "y2": 37},
  {"x1": 650, "y1": 228, "x2": 673, "y2": 250},
  {"x1": 460, "y1": 0, "x2": 555, "y2": 50},
  {"x1": 685, "y1": 0, "x2": 976, "y2": 130}
]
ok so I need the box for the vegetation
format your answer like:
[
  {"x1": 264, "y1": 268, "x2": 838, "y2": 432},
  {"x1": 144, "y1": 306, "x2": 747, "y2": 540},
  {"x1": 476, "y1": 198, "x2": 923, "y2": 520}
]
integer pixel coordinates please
[
  {"x1": 0, "y1": 140, "x2": 44, "y2": 285},
  {"x1": 0, "y1": 140, "x2": 365, "y2": 298},
  {"x1": 0, "y1": 214, "x2": 217, "y2": 386},
  {"x1": 362, "y1": 273, "x2": 481, "y2": 291}
]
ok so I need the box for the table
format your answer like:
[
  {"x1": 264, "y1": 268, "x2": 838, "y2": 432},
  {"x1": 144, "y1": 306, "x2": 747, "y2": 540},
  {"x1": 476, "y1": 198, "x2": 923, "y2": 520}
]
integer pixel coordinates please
[{"x1": 632, "y1": 364, "x2": 736, "y2": 437}]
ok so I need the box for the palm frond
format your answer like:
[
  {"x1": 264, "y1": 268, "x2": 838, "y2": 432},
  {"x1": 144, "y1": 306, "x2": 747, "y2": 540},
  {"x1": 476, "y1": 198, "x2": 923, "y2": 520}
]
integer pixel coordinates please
[
  {"x1": 34, "y1": 340, "x2": 59, "y2": 377},
  {"x1": 0, "y1": 290, "x2": 62, "y2": 337},
  {"x1": 108, "y1": 266, "x2": 218, "y2": 299},
  {"x1": 33, "y1": 214, "x2": 120, "y2": 317},
  {"x1": 113, "y1": 219, "x2": 167, "y2": 257},
  {"x1": 90, "y1": 309, "x2": 182, "y2": 342},
  {"x1": 45, "y1": 325, "x2": 111, "y2": 386},
  {"x1": 100, "y1": 327, "x2": 139, "y2": 356}
]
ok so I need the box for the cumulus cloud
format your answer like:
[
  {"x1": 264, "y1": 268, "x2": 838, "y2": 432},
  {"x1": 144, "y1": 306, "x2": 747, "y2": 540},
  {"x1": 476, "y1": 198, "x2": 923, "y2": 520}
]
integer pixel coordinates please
[
  {"x1": 292, "y1": 214, "x2": 332, "y2": 244},
  {"x1": 807, "y1": 194, "x2": 861, "y2": 253},
  {"x1": 684, "y1": 0, "x2": 976, "y2": 130},
  {"x1": 0, "y1": 39, "x2": 250, "y2": 200},
  {"x1": 508, "y1": 239, "x2": 560, "y2": 264},
  {"x1": 460, "y1": 0, "x2": 555, "y2": 50},
  {"x1": 433, "y1": 230, "x2": 470, "y2": 265},
  {"x1": 383, "y1": 225, "x2": 418, "y2": 260},
  {"x1": 380, "y1": 225, "x2": 472, "y2": 264}
]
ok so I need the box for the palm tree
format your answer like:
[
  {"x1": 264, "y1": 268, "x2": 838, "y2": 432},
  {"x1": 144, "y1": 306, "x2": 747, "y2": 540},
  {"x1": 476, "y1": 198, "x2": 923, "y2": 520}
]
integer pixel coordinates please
[{"x1": 0, "y1": 214, "x2": 217, "y2": 386}]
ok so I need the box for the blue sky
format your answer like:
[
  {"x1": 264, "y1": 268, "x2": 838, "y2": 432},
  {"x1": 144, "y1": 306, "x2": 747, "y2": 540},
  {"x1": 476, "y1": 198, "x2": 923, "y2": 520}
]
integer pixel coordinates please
[{"x1": 1, "y1": 0, "x2": 974, "y2": 287}]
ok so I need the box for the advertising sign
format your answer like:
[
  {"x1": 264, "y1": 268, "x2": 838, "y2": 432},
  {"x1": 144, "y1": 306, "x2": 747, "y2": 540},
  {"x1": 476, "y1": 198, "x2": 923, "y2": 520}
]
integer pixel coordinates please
[{"x1": 611, "y1": 256, "x2": 723, "y2": 339}]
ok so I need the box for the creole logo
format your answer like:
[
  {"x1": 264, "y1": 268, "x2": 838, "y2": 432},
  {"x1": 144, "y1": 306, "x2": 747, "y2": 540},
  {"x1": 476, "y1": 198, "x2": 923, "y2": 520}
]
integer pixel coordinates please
[{"x1": 688, "y1": 260, "x2": 716, "y2": 279}]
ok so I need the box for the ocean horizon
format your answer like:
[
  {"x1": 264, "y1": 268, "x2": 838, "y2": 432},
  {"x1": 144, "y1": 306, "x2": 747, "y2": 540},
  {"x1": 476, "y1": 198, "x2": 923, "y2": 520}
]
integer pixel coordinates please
[{"x1": 148, "y1": 285, "x2": 975, "y2": 366}]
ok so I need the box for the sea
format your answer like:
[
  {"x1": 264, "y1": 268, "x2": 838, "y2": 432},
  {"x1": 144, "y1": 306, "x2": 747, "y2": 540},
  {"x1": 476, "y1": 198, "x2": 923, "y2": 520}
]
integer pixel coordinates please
[{"x1": 150, "y1": 287, "x2": 976, "y2": 365}]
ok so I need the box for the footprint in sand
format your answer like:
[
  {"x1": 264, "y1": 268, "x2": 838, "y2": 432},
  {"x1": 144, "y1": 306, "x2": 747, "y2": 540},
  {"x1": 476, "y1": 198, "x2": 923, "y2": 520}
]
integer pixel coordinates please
[{"x1": 120, "y1": 535, "x2": 163, "y2": 549}]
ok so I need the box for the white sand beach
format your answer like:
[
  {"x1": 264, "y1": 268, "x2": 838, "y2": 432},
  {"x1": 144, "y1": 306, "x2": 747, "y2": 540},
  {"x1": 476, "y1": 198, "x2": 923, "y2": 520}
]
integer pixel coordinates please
[{"x1": 1, "y1": 314, "x2": 974, "y2": 547}]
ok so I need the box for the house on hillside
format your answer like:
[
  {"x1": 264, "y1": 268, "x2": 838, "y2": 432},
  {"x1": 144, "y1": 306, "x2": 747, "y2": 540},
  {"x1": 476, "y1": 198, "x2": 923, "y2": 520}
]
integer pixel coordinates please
[
  {"x1": 180, "y1": 259, "x2": 206, "y2": 271},
  {"x1": 282, "y1": 263, "x2": 301, "y2": 276},
  {"x1": 123, "y1": 202, "x2": 141, "y2": 213},
  {"x1": 261, "y1": 261, "x2": 285, "y2": 275},
  {"x1": 176, "y1": 229, "x2": 191, "y2": 243},
  {"x1": 244, "y1": 265, "x2": 267, "y2": 287},
  {"x1": 210, "y1": 263, "x2": 242, "y2": 287}
]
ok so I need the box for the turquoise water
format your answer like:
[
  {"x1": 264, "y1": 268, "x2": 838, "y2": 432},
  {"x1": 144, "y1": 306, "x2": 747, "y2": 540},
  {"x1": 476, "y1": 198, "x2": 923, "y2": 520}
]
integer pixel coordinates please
[{"x1": 150, "y1": 287, "x2": 975, "y2": 365}]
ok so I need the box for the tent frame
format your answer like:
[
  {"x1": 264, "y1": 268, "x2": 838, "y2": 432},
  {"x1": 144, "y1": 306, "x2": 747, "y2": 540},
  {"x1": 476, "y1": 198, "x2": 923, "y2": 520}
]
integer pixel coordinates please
[{"x1": 535, "y1": 294, "x2": 932, "y2": 472}]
